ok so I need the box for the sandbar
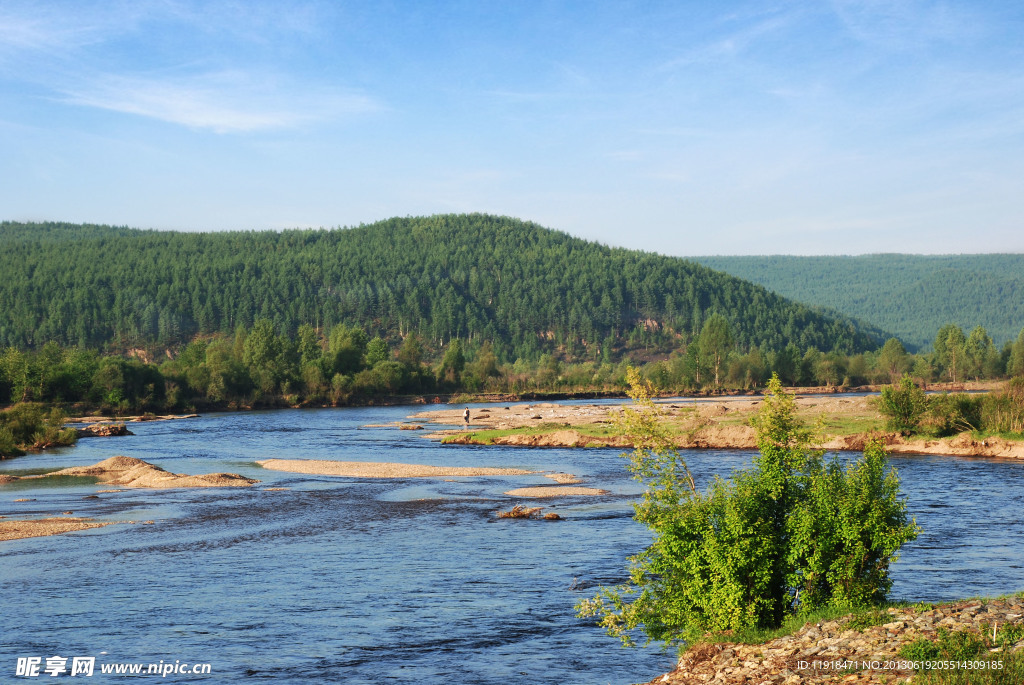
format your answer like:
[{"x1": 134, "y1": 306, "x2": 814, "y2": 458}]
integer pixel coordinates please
[
  {"x1": 258, "y1": 459, "x2": 534, "y2": 479},
  {"x1": 0, "y1": 517, "x2": 114, "y2": 542},
  {"x1": 45, "y1": 456, "x2": 258, "y2": 488},
  {"x1": 544, "y1": 472, "x2": 583, "y2": 484},
  {"x1": 504, "y1": 486, "x2": 608, "y2": 498}
]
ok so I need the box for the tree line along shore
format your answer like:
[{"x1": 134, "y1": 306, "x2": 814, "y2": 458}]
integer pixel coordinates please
[{"x1": 2, "y1": 316, "x2": 1023, "y2": 458}]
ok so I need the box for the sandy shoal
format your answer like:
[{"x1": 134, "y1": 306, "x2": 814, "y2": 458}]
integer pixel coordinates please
[
  {"x1": 0, "y1": 517, "x2": 114, "y2": 541},
  {"x1": 65, "y1": 413, "x2": 199, "y2": 424},
  {"x1": 504, "y1": 486, "x2": 608, "y2": 498},
  {"x1": 257, "y1": 459, "x2": 534, "y2": 478},
  {"x1": 44, "y1": 456, "x2": 258, "y2": 488},
  {"x1": 544, "y1": 472, "x2": 583, "y2": 484}
]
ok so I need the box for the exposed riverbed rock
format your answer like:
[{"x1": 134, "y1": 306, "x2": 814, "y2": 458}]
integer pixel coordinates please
[
  {"x1": 76, "y1": 423, "x2": 134, "y2": 438},
  {"x1": 646, "y1": 597, "x2": 1024, "y2": 684}
]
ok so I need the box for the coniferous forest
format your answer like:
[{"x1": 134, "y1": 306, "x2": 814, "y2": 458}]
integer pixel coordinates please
[
  {"x1": 0, "y1": 215, "x2": 878, "y2": 356},
  {"x1": 3, "y1": 215, "x2": 1024, "y2": 453},
  {"x1": 695, "y1": 254, "x2": 1024, "y2": 351}
]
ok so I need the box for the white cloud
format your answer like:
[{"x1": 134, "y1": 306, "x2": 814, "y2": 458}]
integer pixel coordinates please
[
  {"x1": 656, "y1": 10, "x2": 796, "y2": 71},
  {"x1": 829, "y1": 0, "x2": 975, "y2": 51},
  {"x1": 58, "y1": 71, "x2": 382, "y2": 133}
]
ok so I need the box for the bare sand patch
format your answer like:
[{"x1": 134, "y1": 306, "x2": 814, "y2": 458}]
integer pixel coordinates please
[
  {"x1": 0, "y1": 475, "x2": 17, "y2": 484},
  {"x1": 257, "y1": 459, "x2": 534, "y2": 479},
  {"x1": 0, "y1": 517, "x2": 114, "y2": 542},
  {"x1": 504, "y1": 486, "x2": 608, "y2": 498},
  {"x1": 544, "y1": 472, "x2": 583, "y2": 484},
  {"x1": 65, "y1": 414, "x2": 198, "y2": 424},
  {"x1": 414, "y1": 403, "x2": 620, "y2": 433},
  {"x1": 46, "y1": 456, "x2": 259, "y2": 488}
]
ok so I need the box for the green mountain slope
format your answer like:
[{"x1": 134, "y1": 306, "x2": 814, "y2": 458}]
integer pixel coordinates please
[
  {"x1": 0, "y1": 215, "x2": 882, "y2": 357},
  {"x1": 693, "y1": 254, "x2": 1024, "y2": 351}
]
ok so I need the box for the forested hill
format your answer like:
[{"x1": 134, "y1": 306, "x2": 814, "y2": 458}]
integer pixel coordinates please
[
  {"x1": 0, "y1": 215, "x2": 881, "y2": 358},
  {"x1": 693, "y1": 254, "x2": 1024, "y2": 351}
]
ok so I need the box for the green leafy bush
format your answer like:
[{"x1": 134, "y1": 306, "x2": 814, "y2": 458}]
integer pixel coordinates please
[
  {"x1": 877, "y1": 374, "x2": 928, "y2": 435},
  {"x1": 926, "y1": 393, "x2": 983, "y2": 437},
  {"x1": 0, "y1": 426, "x2": 24, "y2": 457},
  {"x1": 0, "y1": 402, "x2": 76, "y2": 457},
  {"x1": 980, "y1": 377, "x2": 1024, "y2": 435},
  {"x1": 577, "y1": 372, "x2": 919, "y2": 646},
  {"x1": 899, "y1": 628, "x2": 985, "y2": 664}
]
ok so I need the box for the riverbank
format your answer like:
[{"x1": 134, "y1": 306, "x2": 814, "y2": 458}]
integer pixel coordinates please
[
  {"x1": 413, "y1": 393, "x2": 1024, "y2": 459},
  {"x1": 645, "y1": 595, "x2": 1024, "y2": 684}
]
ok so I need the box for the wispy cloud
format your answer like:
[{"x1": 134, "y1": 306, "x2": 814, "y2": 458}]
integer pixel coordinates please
[
  {"x1": 0, "y1": 8, "x2": 100, "y2": 56},
  {"x1": 2, "y1": 2, "x2": 378, "y2": 133},
  {"x1": 58, "y1": 71, "x2": 382, "y2": 133},
  {"x1": 657, "y1": 9, "x2": 797, "y2": 71},
  {"x1": 829, "y1": 0, "x2": 976, "y2": 51}
]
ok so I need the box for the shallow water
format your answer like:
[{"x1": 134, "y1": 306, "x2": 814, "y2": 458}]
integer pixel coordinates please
[{"x1": 2, "y1": 406, "x2": 1024, "y2": 684}]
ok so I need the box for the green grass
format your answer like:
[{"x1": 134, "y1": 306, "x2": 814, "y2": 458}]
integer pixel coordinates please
[
  {"x1": 970, "y1": 429, "x2": 1024, "y2": 441},
  {"x1": 813, "y1": 414, "x2": 884, "y2": 436},
  {"x1": 843, "y1": 608, "x2": 892, "y2": 631},
  {"x1": 691, "y1": 597, "x2": 1024, "y2": 684},
  {"x1": 899, "y1": 625, "x2": 1024, "y2": 684},
  {"x1": 699, "y1": 593, "x2": 1024, "y2": 646},
  {"x1": 701, "y1": 603, "x2": 901, "y2": 647}
]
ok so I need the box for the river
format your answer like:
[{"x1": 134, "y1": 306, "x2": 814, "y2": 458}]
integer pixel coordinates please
[{"x1": 2, "y1": 404, "x2": 1024, "y2": 684}]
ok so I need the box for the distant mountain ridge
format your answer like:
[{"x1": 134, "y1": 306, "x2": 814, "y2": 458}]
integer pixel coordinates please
[
  {"x1": 0, "y1": 215, "x2": 883, "y2": 357},
  {"x1": 693, "y1": 254, "x2": 1024, "y2": 351}
]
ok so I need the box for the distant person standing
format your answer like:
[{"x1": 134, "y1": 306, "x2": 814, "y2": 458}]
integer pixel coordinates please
[{"x1": 463, "y1": 407, "x2": 470, "y2": 424}]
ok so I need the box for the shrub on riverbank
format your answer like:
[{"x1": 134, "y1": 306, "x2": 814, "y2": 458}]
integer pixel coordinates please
[
  {"x1": 981, "y1": 377, "x2": 1024, "y2": 436},
  {"x1": 577, "y1": 371, "x2": 919, "y2": 646},
  {"x1": 0, "y1": 403, "x2": 77, "y2": 458},
  {"x1": 878, "y1": 374, "x2": 928, "y2": 435},
  {"x1": 886, "y1": 377, "x2": 1024, "y2": 438},
  {"x1": 926, "y1": 392, "x2": 984, "y2": 436}
]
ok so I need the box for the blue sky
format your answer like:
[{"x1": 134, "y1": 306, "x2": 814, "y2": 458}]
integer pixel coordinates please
[{"x1": 1, "y1": 1, "x2": 1022, "y2": 255}]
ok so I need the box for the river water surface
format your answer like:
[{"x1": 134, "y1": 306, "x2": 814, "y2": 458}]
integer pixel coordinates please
[{"x1": 2, "y1": 405, "x2": 1024, "y2": 684}]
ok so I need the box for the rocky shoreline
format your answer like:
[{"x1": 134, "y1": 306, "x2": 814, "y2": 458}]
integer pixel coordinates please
[{"x1": 645, "y1": 596, "x2": 1024, "y2": 684}]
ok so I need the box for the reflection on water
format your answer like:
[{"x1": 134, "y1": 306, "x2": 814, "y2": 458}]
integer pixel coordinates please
[{"x1": 2, "y1": 407, "x2": 1024, "y2": 684}]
